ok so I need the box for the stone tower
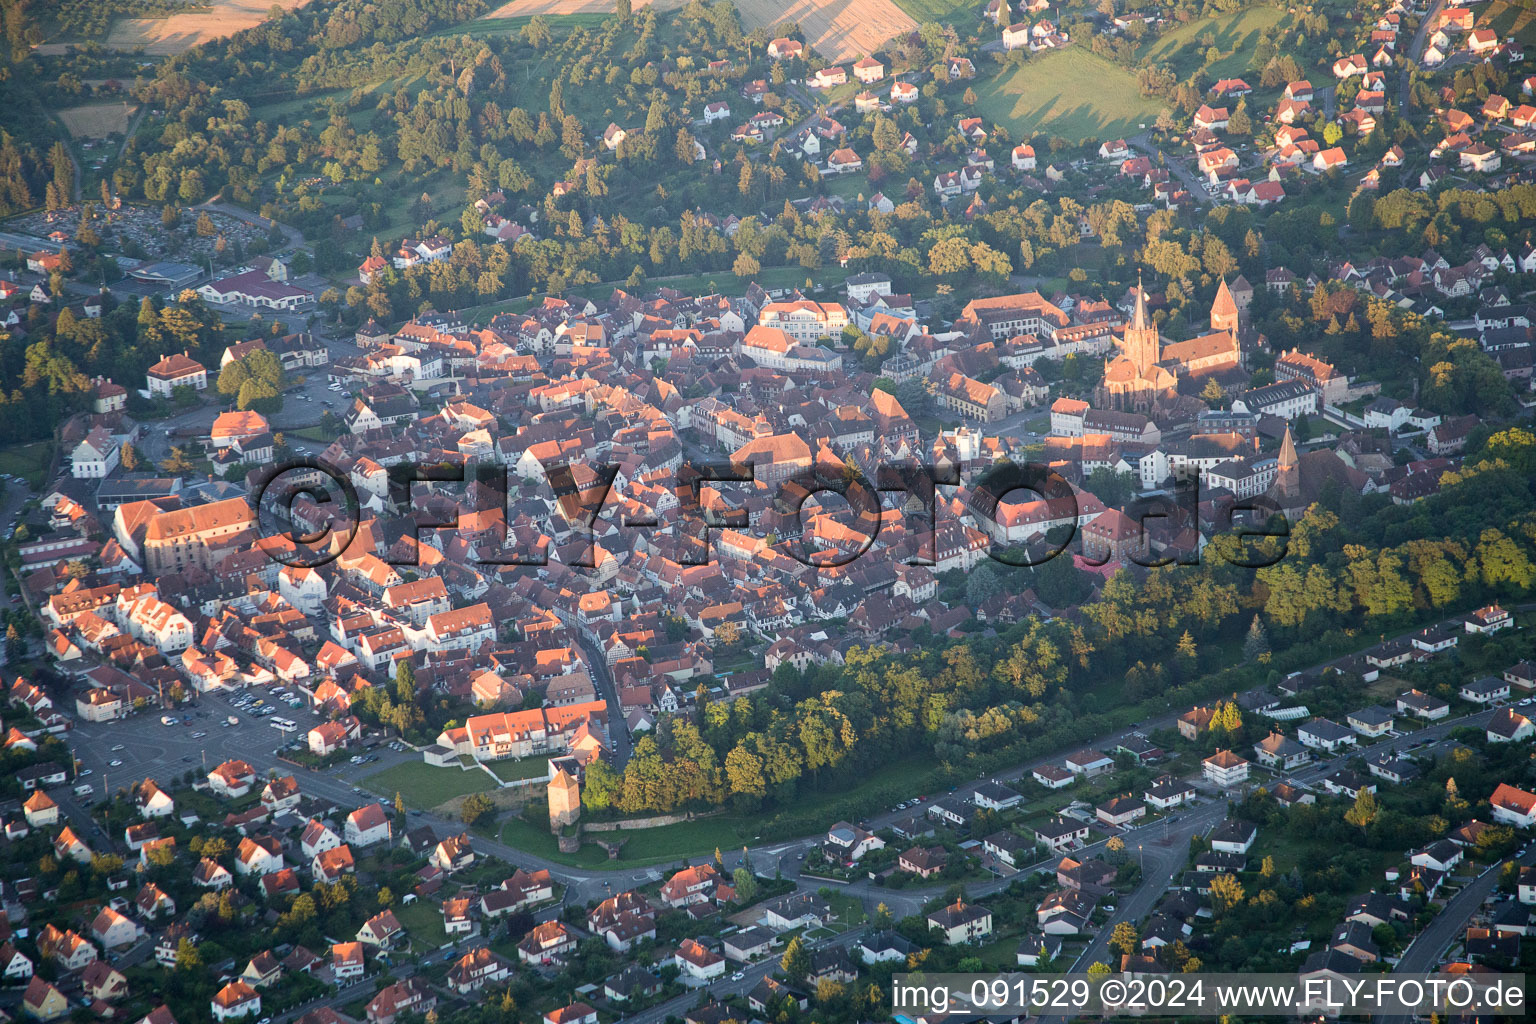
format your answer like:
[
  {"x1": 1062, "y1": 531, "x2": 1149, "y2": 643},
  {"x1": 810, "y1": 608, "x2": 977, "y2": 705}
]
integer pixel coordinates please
[
  {"x1": 1124, "y1": 275, "x2": 1161, "y2": 377},
  {"x1": 1211, "y1": 278, "x2": 1240, "y2": 335},
  {"x1": 548, "y1": 766, "x2": 581, "y2": 832}
]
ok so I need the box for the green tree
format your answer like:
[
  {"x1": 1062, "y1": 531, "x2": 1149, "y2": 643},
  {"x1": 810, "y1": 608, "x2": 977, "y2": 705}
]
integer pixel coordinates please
[
  {"x1": 174, "y1": 938, "x2": 202, "y2": 971},
  {"x1": 160, "y1": 446, "x2": 195, "y2": 474},
  {"x1": 1243, "y1": 615, "x2": 1269, "y2": 661},
  {"x1": 1227, "y1": 99, "x2": 1252, "y2": 135},
  {"x1": 461, "y1": 792, "x2": 495, "y2": 825},
  {"x1": 1344, "y1": 788, "x2": 1379, "y2": 831},
  {"x1": 781, "y1": 935, "x2": 811, "y2": 982},
  {"x1": 395, "y1": 660, "x2": 417, "y2": 705},
  {"x1": 1209, "y1": 872, "x2": 1245, "y2": 913},
  {"x1": 1110, "y1": 921, "x2": 1139, "y2": 957},
  {"x1": 523, "y1": 15, "x2": 551, "y2": 48}
]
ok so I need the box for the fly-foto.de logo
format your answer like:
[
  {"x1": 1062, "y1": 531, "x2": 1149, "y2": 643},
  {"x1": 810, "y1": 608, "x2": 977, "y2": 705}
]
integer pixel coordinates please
[{"x1": 251, "y1": 457, "x2": 1292, "y2": 570}]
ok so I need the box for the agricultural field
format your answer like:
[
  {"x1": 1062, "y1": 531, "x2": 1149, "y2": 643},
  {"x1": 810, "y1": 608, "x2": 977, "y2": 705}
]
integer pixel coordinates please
[
  {"x1": 104, "y1": 0, "x2": 313, "y2": 56},
  {"x1": 1484, "y1": 0, "x2": 1536, "y2": 47},
  {"x1": 1137, "y1": 6, "x2": 1286, "y2": 80},
  {"x1": 483, "y1": 0, "x2": 682, "y2": 13},
  {"x1": 58, "y1": 103, "x2": 135, "y2": 140},
  {"x1": 734, "y1": 0, "x2": 918, "y2": 63},
  {"x1": 975, "y1": 49, "x2": 1163, "y2": 142}
]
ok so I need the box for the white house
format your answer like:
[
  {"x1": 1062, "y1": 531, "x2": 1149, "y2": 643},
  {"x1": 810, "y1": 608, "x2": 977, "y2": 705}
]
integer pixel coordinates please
[
  {"x1": 1298, "y1": 718, "x2": 1357, "y2": 753},
  {"x1": 345, "y1": 804, "x2": 392, "y2": 847},
  {"x1": 1491, "y1": 784, "x2": 1536, "y2": 827}
]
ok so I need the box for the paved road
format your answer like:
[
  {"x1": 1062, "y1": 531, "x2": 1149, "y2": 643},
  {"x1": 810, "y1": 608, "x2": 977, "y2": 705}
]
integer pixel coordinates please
[
  {"x1": 116, "y1": 105, "x2": 147, "y2": 166},
  {"x1": 1128, "y1": 132, "x2": 1212, "y2": 206},
  {"x1": 1375, "y1": 845, "x2": 1534, "y2": 1024},
  {"x1": 574, "y1": 635, "x2": 633, "y2": 767},
  {"x1": 0, "y1": 229, "x2": 61, "y2": 252},
  {"x1": 197, "y1": 197, "x2": 306, "y2": 256},
  {"x1": 1401, "y1": 0, "x2": 1446, "y2": 108}
]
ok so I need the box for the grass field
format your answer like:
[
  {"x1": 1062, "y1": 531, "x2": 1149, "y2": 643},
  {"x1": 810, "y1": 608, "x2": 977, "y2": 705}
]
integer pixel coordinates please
[
  {"x1": 0, "y1": 442, "x2": 53, "y2": 488},
  {"x1": 459, "y1": 13, "x2": 612, "y2": 35},
  {"x1": 500, "y1": 813, "x2": 756, "y2": 867},
  {"x1": 1137, "y1": 6, "x2": 1287, "y2": 80},
  {"x1": 105, "y1": 0, "x2": 313, "y2": 55},
  {"x1": 59, "y1": 103, "x2": 135, "y2": 139},
  {"x1": 499, "y1": 816, "x2": 618, "y2": 866},
  {"x1": 364, "y1": 762, "x2": 495, "y2": 810},
  {"x1": 893, "y1": 0, "x2": 977, "y2": 23},
  {"x1": 507, "y1": 756, "x2": 955, "y2": 869},
  {"x1": 975, "y1": 50, "x2": 1162, "y2": 142},
  {"x1": 483, "y1": 0, "x2": 680, "y2": 16}
]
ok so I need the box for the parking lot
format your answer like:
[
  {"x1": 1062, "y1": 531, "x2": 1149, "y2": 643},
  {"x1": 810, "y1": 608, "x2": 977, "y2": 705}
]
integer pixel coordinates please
[
  {"x1": 136, "y1": 337, "x2": 358, "y2": 464},
  {"x1": 68, "y1": 683, "x2": 330, "y2": 791}
]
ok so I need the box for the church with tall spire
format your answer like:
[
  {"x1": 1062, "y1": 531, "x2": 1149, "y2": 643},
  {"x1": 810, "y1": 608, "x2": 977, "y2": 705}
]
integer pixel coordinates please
[
  {"x1": 1265, "y1": 424, "x2": 1304, "y2": 515},
  {"x1": 1095, "y1": 275, "x2": 1244, "y2": 412}
]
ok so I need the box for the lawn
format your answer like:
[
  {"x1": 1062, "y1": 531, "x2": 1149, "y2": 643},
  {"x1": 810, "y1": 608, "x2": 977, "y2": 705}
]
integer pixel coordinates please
[
  {"x1": 974, "y1": 50, "x2": 1163, "y2": 142},
  {"x1": 500, "y1": 813, "x2": 760, "y2": 868},
  {"x1": 487, "y1": 757, "x2": 550, "y2": 782},
  {"x1": 970, "y1": 930, "x2": 1027, "y2": 970},
  {"x1": 364, "y1": 761, "x2": 496, "y2": 809},
  {"x1": 0, "y1": 441, "x2": 53, "y2": 488},
  {"x1": 498, "y1": 757, "x2": 949, "y2": 870},
  {"x1": 499, "y1": 816, "x2": 620, "y2": 867},
  {"x1": 394, "y1": 900, "x2": 449, "y2": 949},
  {"x1": 1137, "y1": 7, "x2": 1287, "y2": 80},
  {"x1": 824, "y1": 173, "x2": 872, "y2": 201},
  {"x1": 823, "y1": 890, "x2": 868, "y2": 926},
  {"x1": 376, "y1": 173, "x2": 467, "y2": 239}
]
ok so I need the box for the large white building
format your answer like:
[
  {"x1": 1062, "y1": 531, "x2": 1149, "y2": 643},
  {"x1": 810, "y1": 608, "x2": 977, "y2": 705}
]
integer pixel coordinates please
[
  {"x1": 757, "y1": 300, "x2": 848, "y2": 343},
  {"x1": 70, "y1": 428, "x2": 119, "y2": 479}
]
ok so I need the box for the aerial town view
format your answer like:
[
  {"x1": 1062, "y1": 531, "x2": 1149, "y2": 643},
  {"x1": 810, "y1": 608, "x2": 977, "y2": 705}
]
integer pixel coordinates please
[{"x1": 0, "y1": 0, "x2": 1533, "y2": 1019}]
